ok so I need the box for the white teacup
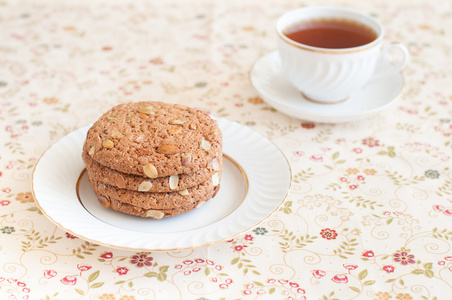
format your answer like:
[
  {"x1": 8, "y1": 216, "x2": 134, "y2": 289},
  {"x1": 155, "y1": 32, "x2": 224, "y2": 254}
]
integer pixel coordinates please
[{"x1": 276, "y1": 7, "x2": 409, "y2": 103}]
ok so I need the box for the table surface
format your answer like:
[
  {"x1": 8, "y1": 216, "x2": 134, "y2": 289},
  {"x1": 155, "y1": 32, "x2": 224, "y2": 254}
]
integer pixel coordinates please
[{"x1": 1, "y1": 0, "x2": 452, "y2": 299}]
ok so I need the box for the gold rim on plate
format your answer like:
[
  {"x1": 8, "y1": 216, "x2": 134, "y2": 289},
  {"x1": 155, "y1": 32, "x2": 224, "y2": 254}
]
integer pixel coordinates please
[{"x1": 32, "y1": 119, "x2": 292, "y2": 251}]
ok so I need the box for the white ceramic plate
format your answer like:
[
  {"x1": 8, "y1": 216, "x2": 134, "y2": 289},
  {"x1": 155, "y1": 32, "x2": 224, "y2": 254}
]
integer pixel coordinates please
[
  {"x1": 250, "y1": 50, "x2": 405, "y2": 123},
  {"x1": 32, "y1": 117, "x2": 291, "y2": 251}
]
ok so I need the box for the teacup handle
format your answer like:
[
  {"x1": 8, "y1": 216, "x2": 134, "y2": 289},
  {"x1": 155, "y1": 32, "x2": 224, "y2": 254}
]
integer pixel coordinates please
[
  {"x1": 370, "y1": 43, "x2": 409, "y2": 82},
  {"x1": 381, "y1": 43, "x2": 409, "y2": 71}
]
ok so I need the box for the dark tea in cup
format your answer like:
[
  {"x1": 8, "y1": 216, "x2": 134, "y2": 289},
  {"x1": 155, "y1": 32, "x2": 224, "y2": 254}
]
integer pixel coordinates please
[
  {"x1": 284, "y1": 19, "x2": 378, "y2": 49},
  {"x1": 276, "y1": 7, "x2": 409, "y2": 103}
]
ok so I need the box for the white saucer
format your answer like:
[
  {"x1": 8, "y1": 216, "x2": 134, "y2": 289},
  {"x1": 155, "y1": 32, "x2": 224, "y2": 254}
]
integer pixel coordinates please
[
  {"x1": 249, "y1": 50, "x2": 405, "y2": 123},
  {"x1": 32, "y1": 117, "x2": 291, "y2": 251}
]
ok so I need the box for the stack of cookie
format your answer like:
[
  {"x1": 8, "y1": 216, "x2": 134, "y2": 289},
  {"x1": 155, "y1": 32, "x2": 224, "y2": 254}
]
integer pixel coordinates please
[{"x1": 82, "y1": 101, "x2": 223, "y2": 219}]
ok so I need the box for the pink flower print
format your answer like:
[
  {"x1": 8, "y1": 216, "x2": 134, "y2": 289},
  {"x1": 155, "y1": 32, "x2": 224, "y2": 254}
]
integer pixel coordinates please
[
  {"x1": 362, "y1": 137, "x2": 380, "y2": 147},
  {"x1": 242, "y1": 290, "x2": 252, "y2": 295},
  {"x1": 353, "y1": 148, "x2": 363, "y2": 154},
  {"x1": 294, "y1": 151, "x2": 304, "y2": 157},
  {"x1": 60, "y1": 275, "x2": 77, "y2": 285},
  {"x1": 404, "y1": 108, "x2": 419, "y2": 114},
  {"x1": 357, "y1": 175, "x2": 365, "y2": 181},
  {"x1": 444, "y1": 256, "x2": 452, "y2": 261},
  {"x1": 183, "y1": 260, "x2": 193, "y2": 265},
  {"x1": 244, "y1": 234, "x2": 254, "y2": 241},
  {"x1": 100, "y1": 251, "x2": 113, "y2": 259},
  {"x1": 267, "y1": 278, "x2": 276, "y2": 283},
  {"x1": 441, "y1": 155, "x2": 450, "y2": 162},
  {"x1": 311, "y1": 270, "x2": 326, "y2": 279},
  {"x1": 234, "y1": 245, "x2": 248, "y2": 251},
  {"x1": 340, "y1": 177, "x2": 348, "y2": 182},
  {"x1": 392, "y1": 251, "x2": 416, "y2": 266},
  {"x1": 320, "y1": 228, "x2": 338, "y2": 240},
  {"x1": 310, "y1": 154, "x2": 323, "y2": 162},
  {"x1": 438, "y1": 261, "x2": 445, "y2": 266},
  {"x1": 65, "y1": 232, "x2": 78, "y2": 239},
  {"x1": 77, "y1": 264, "x2": 92, "y2": 273},
  {"x1": 383, "y1": 265, "x2": 395, "y2": 273},
  {"x1": 116, "y1": 267, "x2": 129, "y2": 275},
  {"x1": 443, "y1": 209, "x2": 452, "y2": 216},
  {"x1": 297, "y1": 288, "x2": 306, "y2": 294},
  {"x1": 343, "y1": 264, "x2": 358, "y2": 273},
  {"x1": 289, "y1": 282, "x2": 299, "y2": 287},
  {"x1": 130, "y1": 254, "x2": 153, "y2": 268},
  {"x1": 0, "y1": 200, "x2": 10, "y2": 206},
  {"x1": 362, "y1": 250, "x2": 375, "y2": 257},
  {"x1": 195, "y1": 259, "x2": 204, "y2": 263},
  {"x1": 43, "y1": 270, "x2": 57, "y2": 279},
  {"x1": 331, "y1": 274, "x2": 348, "y2": 283},
  {"x1": 349, "y1": 184, "x2": 358, "y2": 190}
]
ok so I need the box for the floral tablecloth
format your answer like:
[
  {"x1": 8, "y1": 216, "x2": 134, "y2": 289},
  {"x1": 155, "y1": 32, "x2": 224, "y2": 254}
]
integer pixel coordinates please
[{"x1": 1, "y1": 0, "x2": 452, "y2": 299}]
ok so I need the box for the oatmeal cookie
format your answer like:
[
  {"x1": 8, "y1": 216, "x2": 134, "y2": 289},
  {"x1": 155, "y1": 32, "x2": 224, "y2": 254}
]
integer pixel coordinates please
[{"x1": 83, "y1": 101, "x2": 222, "y2": 178}]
